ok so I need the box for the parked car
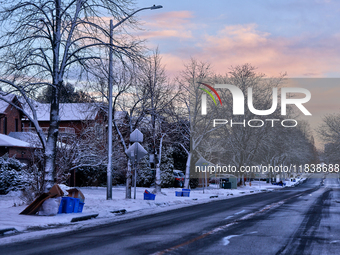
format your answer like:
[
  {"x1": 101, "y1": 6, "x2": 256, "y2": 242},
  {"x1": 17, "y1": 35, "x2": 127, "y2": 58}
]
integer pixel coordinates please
[{"x1": 173, "y1": 170, "x2": 185, "y2": 187}]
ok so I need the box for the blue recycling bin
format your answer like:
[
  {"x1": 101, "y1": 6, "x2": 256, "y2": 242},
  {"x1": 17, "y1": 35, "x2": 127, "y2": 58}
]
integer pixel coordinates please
[
  {"x1": 175, "y1": 191, "x2": 182, "y2": 197},
  {"x1": 182, "y1": 189, "x2": 190, "y2": 197},
  {"x1": 58, "y1": 197, "x2": 81, "y2": 213},
  {"x1": 78, "y1": 202, "x2": 85, "y2": 213},
  {"x1": 144, "y1": 193, "x2": 156, "y2": 200}
]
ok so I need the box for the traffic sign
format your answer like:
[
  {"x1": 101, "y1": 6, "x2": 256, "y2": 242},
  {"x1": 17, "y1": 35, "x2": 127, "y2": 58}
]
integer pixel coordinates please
[
  {"x1": 130, "y1": 129, "x2": 143, "y2": 143},
  {"x1": 125, "y1": 142, "x2": 148, "y2": 163},
  {"x1": 195, "y1": 157, "x2": 213, "y2": 168}
]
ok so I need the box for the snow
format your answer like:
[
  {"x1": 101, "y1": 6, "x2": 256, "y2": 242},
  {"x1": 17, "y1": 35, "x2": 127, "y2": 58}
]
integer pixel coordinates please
[
  {"x1": 22, "y1": 102, "x2": 100, "y2": 121},
  {"x1": 0, "y1": 178, "x2": 305, "y2": 245},
  {"x1": 0, "y1": 93, "x2": 15, "y2": 114},
  {"x1": 8, "y1": 132, "x2": 42, "y2": 148},
  {"x1": 0, "y1": 134, "x2": 32, "y2": 148},
  {"x1": 19, "y1": 99, "x2": 127, "y2": 123}
]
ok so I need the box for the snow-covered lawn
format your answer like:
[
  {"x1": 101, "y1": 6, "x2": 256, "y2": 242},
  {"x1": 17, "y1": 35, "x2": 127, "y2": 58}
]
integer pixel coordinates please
[{"x1": 0, "y1": 179, "x2": 304, "y2": 244}]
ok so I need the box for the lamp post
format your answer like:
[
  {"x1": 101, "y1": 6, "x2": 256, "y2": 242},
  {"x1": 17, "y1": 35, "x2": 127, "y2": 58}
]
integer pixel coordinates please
[{"x1": 107, "y1": 5, "x2": 163, "y2": 200}]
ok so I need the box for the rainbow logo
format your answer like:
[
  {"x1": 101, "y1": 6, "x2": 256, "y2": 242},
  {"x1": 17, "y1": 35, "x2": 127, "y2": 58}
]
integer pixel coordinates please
[{"x1": 198, "y1": 82, "x2": 222, "y2": 106}]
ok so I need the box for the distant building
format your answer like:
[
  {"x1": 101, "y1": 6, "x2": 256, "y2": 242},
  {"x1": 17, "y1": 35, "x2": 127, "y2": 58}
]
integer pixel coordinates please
[
  {"x1": 0, "y1": 134, "x2": 38, "y2": 165},
  {"x1": 0, "y1": 94, "x2": 23, "y2": 135},
  {"x1": 21, "y1": 102, "x2": 105, "y2": 136},
  {"x1": 0, "y1": 94, "x2": 129, "y2": 184}
]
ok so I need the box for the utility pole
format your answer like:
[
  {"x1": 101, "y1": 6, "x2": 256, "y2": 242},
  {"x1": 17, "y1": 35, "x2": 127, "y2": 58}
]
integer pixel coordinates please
[
  {"x1": 107, "y1": 19, "x2": 113, "y2": 200},
  {"x1": 106, "y1": 5, "x2": 163, "y2": 200}
]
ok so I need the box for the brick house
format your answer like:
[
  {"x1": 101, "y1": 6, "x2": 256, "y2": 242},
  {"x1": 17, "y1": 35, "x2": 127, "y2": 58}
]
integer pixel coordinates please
[
  {"x1": 0, "y1": 95, "x2": 106, "y2": 163},
  {"x1": 21, "y1": 102, "x2": 105, "y2": 137},
  {"x1": 0, "y1": 94, "x2": 130, "y2": 186},
  {"x1": 0, "y1": 134, "x2": 36, "y2": 165},
  {"x1": 0, "y1": 94, "x2": 23, "y2": 135}
]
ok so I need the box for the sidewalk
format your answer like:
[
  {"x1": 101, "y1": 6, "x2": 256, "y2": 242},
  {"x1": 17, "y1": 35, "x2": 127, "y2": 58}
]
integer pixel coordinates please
[{"x1": 0, "y1": 179, "x2": 304, "y2": 245}]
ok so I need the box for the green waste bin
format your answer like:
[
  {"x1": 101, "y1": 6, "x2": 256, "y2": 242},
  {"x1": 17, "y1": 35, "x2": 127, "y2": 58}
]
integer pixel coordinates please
[
  {"x1": 221, "y1": 181, "x2": 232, "y2": 189},
  {"x1": 218, "y1": 175, "x2": 237, "y2": 189}
]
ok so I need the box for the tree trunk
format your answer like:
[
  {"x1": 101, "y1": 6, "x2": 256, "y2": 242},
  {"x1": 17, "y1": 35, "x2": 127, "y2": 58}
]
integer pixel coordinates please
[
  {"x1": 44, "y1": 86, "x2": 60, "y2": 192},
  {"x1": 155, "y1": 164, "x2": 161, "y2": 193},
  {"x1": 126, "y1": 160, "x2": 132, "y2": 198},
  {"x1": 44, "y1": 0, "x2": 61, "y2": 192},
  {"x1": 154, "y1": 134, "x2": 164, "y2": 194},
  {"x1": 184, "y1": 152, "x2": 191, "y2": 189}
]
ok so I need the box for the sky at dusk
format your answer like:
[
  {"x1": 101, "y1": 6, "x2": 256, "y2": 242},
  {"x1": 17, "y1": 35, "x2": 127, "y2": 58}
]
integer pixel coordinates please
[
  {"x1": 133, "y1": 0, "x2": 340, "y2": 149},
  {"x1": 136, "y1": 0, "x2": 340, "y2": 78}
]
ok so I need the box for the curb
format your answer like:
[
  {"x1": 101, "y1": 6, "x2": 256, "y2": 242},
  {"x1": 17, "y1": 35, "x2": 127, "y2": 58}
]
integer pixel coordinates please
[
  {"x1": 70, "y1": 214, "x2": 99, "y2": 223},
  {"x1": 0, "y1": 228, "x2": 18, "y2": 236}
]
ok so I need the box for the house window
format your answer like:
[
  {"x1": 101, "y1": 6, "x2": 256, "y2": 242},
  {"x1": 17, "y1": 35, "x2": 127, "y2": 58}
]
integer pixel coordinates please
[
  {"x1": 15, "y1": 119, "x2": 19, "y2": 132},
  {"x1": 4, "y1": 117, "x2": 7, "y2": 135}
]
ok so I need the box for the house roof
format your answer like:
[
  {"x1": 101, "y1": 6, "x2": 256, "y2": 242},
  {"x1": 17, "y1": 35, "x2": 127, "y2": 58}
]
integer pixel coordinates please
[
  {"x1": 8, "y1": 132, "x2": 42, "y2": 148},
  {"x1": 8, "y1": 132, "x2": 67, "y2": 149},
  {"x1": 0, "y1": 134, "x2": 32, "y2": 148},
  {"x1": 22, "y1": 102, "x2": 101, "y2": 121},
  {"x1": 0, "y1": 94, "x2": 15, "y2": 114},
  {"x1": 2, "y1": 92, "x2": 128, "y2": 122}
]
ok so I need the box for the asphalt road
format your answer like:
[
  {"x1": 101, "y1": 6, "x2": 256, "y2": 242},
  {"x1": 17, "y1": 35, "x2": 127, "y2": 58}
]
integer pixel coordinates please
[{"x1": 1, "y1": 174, "x2": 340, "y2": 255}]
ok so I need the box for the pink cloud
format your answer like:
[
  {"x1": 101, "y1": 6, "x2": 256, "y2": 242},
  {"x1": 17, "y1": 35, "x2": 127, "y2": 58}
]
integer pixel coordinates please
[
  {"x1": 137, "y1": 11, "x2": 195, "y2": 39},
  {"x1": 195, "y1": 24, "x2": 340, "y2": 77},
  {"x1": 154, "y1": 23, "x2": 340, "y2": 78},
  {"x1": 142, "y1": 11, "x2": 194, "y2": 29},
  {"x1": 136, "y1": 29, "x2": 192, "y2": 39},
  {"x1": 158, "y1": 53, "x2": 186, "y2": 77}
]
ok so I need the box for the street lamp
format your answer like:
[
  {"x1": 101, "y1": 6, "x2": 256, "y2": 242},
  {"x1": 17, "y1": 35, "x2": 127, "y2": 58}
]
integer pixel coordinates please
[{"x1": 107, "y1": 5, "x2": 163, "y2": 200}]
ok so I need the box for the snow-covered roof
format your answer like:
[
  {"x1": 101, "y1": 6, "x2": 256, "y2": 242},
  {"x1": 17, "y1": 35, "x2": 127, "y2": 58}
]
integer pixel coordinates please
[
  {"x1": 1, "y1": 93, "x2": 128, "y2": 122},
  {"x1": 22, "y1": 102, "x2": 100, "y2": 121},
  {"x1": 9, "y1": 132, "x2": 68, "y2": 149},
  {"x1": 8, "y1": 132, "x2": 42, "y2": 148},
  {"x1": 0, "y1": 134, "x2": 32, "y2": 148},
  {"x1": 0, "y1": 94, "x2": 15, "y2": 114}
]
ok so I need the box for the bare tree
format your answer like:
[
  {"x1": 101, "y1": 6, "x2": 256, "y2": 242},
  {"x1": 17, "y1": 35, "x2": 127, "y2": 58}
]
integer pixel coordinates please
[
  {"x1": 176, "y1": 61, "x2": 316, "y2": 188},
  {"x1": 176, "y1": 58, "x2": 219, "y2": 189},
  {"x1": 317, "y1": 113, "x2": 340, "y2": 163},
  {"x1": 214, "y1": 65, "x2": 284, "y2": 184},
  {"x1": 317, "y1": 113, "x2": 340, "y2": 144},
  {"x1": 0, "y1": 0, "x2": 143, "y2": 191},
  {"x1": 137, "y1": 51, "x2": 180, "y2": 194}
]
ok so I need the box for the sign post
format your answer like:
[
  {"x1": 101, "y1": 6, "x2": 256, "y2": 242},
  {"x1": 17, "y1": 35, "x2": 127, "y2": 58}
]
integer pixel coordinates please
[
  {"x1": 126, "y1": 129, "x2": 148, "y2": 199},
  {"x1": 195, "y1": 157, "x2": 214, "y2": 193}
]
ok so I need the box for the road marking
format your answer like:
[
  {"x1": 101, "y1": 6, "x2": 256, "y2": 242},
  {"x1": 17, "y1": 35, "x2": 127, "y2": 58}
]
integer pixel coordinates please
[
  {"x1": 223, "y1": 235, "x2": 240, "y2": 245},
  {"x1": 234, "y1": 210, "x2": 246, "y2": 215},
  {"x1": 222, "y1": 231, "x2": 258, "y2": 246},
  {"x1": 225, "y1": 210, "x2": 246, "y2": 219}
]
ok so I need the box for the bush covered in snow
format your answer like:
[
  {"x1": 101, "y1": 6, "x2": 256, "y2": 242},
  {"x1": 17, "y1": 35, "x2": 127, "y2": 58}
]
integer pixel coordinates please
[
  {"x1": 137, "y1": 147, "x2": 175, "y2": 188},
  {"x1": 161, "y1": 154, "x2": 175, "y2": 188},
  {"x1": 0, "y1": 155, "x2": 30, "y2": 194},
  {"x1": 137, "y1": 155, "x2": 154, "y2": 187},
  {"x1": 160, "y1": 148, "x2": 175, "y2": 188}
]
